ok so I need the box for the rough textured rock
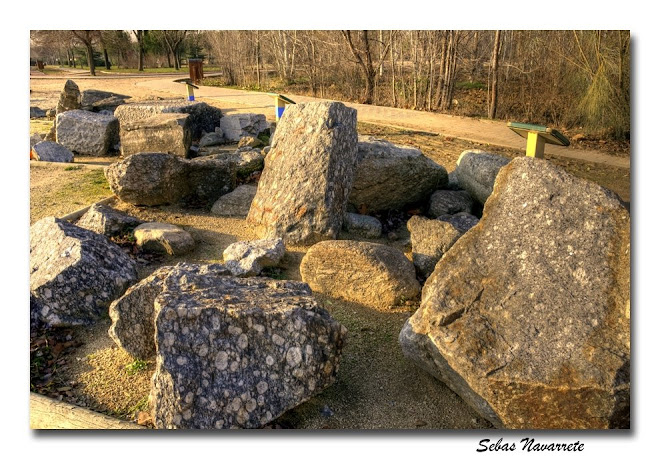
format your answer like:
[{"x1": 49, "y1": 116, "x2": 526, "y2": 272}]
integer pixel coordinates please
[
  {"x1": 114, "y1": 100, "x2": 222, "y2": 140},
  {"x1": 237, "y1": 135, "x2": 263, "y2": 149},
  {"x1": 218, "y1": 113, "x2": 270, "y2": 142},
  {"x1": 30, "y1": 106, "x2": 46, "y2": 118},
  {"x1": 437, "y1": 212, "x2": 480, "y2": 233},
  {"x1": 210, "y1": 185, "x2": 257, "y2": 217},
  {"x1": 105, "y1": 153, "x2": 236, "y2": 206},
  {"x1": 56, "y1": 79, "x2": 81, "y2": 115},
  {"x1": 300, "y1": 240, "x2": 420, "y2": 308},
  {"x1": 407, "y1": 216, "x2": 463, "y2": 279},
  {"x1": 399, "y1": 157, "x2": 630, "y2": 429},
  {"x1": 348, "y1": 136, "x2": 448, "y2": 213},
  {"x1": 120, "y1": 113, "x2": 192, "y2": 158},
  {"x1": 56, "y1": 110, "x2": 119, "y2": 156},
  {"x1": 455, "y1": 150, "x2": 510, "y2": 204},
  {"x1": 109, "y1": 263, "x2": 347, "y2": 428},
  {"x1": 76, "y1": 203, "x2": 144, "y2": 237},
  {"x1": 30, "y1": 133, "x2": 44, "y2": 149},
  {"x1": 31, "y1": 141, "x2": 74, "y2": 163},
  {"x1": 247, "y1": 102, "x2": 358, "y2": 245},
  {"x1": 428, "y1": 190, "x2": 474, "y2": 218},
  {"x1": 342, "y1": 212, "x2": 382, "y2": 239},
  {"x1": 199, "y1": 130, "x2": 226, "y2": 147},
  {"x1": 197, "y1": 149, "x2": 263, "y2": 178},
  {"x1": 105, "y1": 153, "x2": 188, "y2": 206},
  {"x1": 80, "y1": 89, "x2": 131, "y2": 112},
  {"x1": 109, "y1": 263, "x2": 230, "y2": 359},
  {"x1": 223, "y1": 239, "x2": 285, "y2": 277},
  {"x1": 134, "y1": 223, "x2": 195, "y2": 256},
  {"x1": 30, "y1": 217, "x2": 137, "y2": 329}
]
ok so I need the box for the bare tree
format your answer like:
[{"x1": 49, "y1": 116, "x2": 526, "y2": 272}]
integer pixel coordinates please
[
  {"x1": 161, "y1": 30, "x2": 188, "y2": 70},
  {"x1": 133, "y1": 30, "x2": 146, "y2": 71},
  {"x1": 71, "y1": 30, "x2": 98, "y2": 76},
  {"x1": 341, "y1": 30, "x2": 390, "y2": 104},
  {"x1": 488, "y1": 30, "x2": 502, "y2": 119}
]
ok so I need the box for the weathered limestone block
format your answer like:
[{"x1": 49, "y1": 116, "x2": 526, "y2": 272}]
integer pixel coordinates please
[
  {"x1": 114, "y1": 100, "x2": 222, "y2": 140},
  {"x1": 342, "y1": 212, "x2": 382, "y2": 239},
  {"x1": 247, "y1": 102, "x2": 358, "y2": 245},
  {"x1": 134, "y1": 223, "x2": 195, "y2": 256},
  {"x1": 31, "y1": 141, "x2": 74, "y2": 163},
  {"x1": 218, "y1": 113, "x2": 270, "y2": 142},
  {"x1": 56, "y1": 79, "x2": 81, "y2": 115},
  {"x1": 30, "y1": 217, "x2": 137, "y2": 329},
  {"x1": 210, "y1": 185, "x2": 257, "y2": 217},
  {"x1": 399, "y1": 157, "x2": 630, "y2": 429},
  {"x1": 300, "y1": 240, "x2": 420, "y2": 308},
  {"x1": 120, "y1": 113, "x2": 192, "y2": 158},
  {"x1": 76, "y1": 203, "x2": 143, "y2": 237},
  {"x1": 223, "y1": 239, "x2": 285, "y2": 277},
  {"x1": 348, "y1": 136, "x2": 448, "y2": 213},
  {"x1": 428, "y1": 190, "x2": 474, "y2": 218},
  {"x1": 56, "y1": 110, "x2": 119, "y2": 156},
  {"x1": 407, "y1": 216, "x2": 463, "y2": 279},
  {"x1": 455, "y1": 150, "x2": 510, "y2": 204}
]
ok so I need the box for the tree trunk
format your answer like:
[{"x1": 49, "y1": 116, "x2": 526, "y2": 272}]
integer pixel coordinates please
[
  {"x1": 489, "y1": 30, "x2": 502, "y2": 119},
  {"x1": 103, "y1": 47, "x2": 111, "y2": 70},
  {"x1": 86, "y1": 43, "x2": 96, "y2": 76}
]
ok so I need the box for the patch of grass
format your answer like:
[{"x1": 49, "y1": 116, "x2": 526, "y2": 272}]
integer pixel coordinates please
[
  {"x1": 64, "y1": 166, "x2": 83, "y2": 171},
  {"x1": 125, "y1": 359, "x2": 149, "y2": 375},
  {"x1": 30, "y1": 119, "x2": 53, "y2": 136},
  {"x1": 127, "y1": 396, "x2": 150, "y2": 417},
  {"x1": 455, "y1": 80, "x2": 487, "y2": 90}
]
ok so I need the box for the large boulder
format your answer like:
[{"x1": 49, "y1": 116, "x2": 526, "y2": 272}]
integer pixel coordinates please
[
  {"x1": 454, "y1": 150, "x2": 510, "y2": 204},
  {"x1": 30, "y1": 217, "x2": 137, "y2": 329},
  {"x1": 407, "y1": 216, "x2": 463, "y2": 279},
  {"x1": 31, "y1": 141, "x2": 74, "y2": 163},
  {"x1": 120, "y1": 113, "x2": 192, "y2": 158},
  {"x1": 300, "y1": 240, "x2": 420, "y2": 308},
  {"x1": 56, "y1": 79, "x2": 81, "y2": 115},
  {"x1": 210, "y1": 185, "x2": 257, "y2": 217},
  {"x1": 105, "y1": 153, "x2": 236, "y2": 207},
  {"x1": 56, "y1": 110, "x2": 119, "y2": 156},
  {"x1": 218, "y1": 113, "x2": 270, "y2": 142},
  {"x1": 223, "y1": 239, "x2": 285, "y2": 277},
  {"x1": 114, "y1": 100, "x2": 222, "y2": 140},
  {"x1": 76, "y1": 203, "x2": 143, "y2": 237},
  {"x1": 247, "y1": 102, "x2": 358, "y2": 245},
  {"x1": 80, "y1": 89, "x2": 131, "y2": 112},
  {"x1": 399, "y1": 157, "x2": 630, "y2": 429},
  {"x1": 348, "y1": 136, "x2": 448, "y2": 213},
  {"x1": 134, "y1": 222, "x2": 195, "y2": 256}
]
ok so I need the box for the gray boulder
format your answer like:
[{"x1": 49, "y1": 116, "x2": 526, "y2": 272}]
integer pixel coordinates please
[
  {"x1": 343, "y1": 212, "x2": 382, "y2": 239},
  {"x1": 31, "y1": 141, "x2": 74, "y2": 163},
  {"x1": 199, "y1": 129, "x2": 226, "y2": 147},
  {"x1": 210, "y1": 185, "x2": 257, "y2": 217},
  {"x1": 80, "y1": 89, "x2": 131, "y2": 112},
  {"x1": 114, "y1": 100, "x2": 222, "y2": 140},
  {"x1": 407, "y1": 215, "x2": 462, "y2": 279},
  {"x1": 455, "y1": 150, "x2": 510, "y2": 204},
  {"x1": 30, "y1": 217, "x2": 137, "y2": 329},
  {"x1": 223, "y1": 239, "x2": 285, "y2": 277},
  {"x1": 56, "y1": 79, "x2": 81, "y2": 115},
  {"x1": 437, "y1": 212, "x2": 480, "y2": 233},
  {"x1": 399, "y1": 157, "x2": 630, "y2": 429},
  {"x1": 218, "y1": 113, "x2": 270, "y2": 142},
  {"x1": 56, "y1": 109, "x2": 119, "y2": 156},
  {"x1": 30, "y1": 133, "x2": 43, "y2": 148},
  {"x1": 185, "y1": 156, "x2": 237, "y2": 204},
  {"x1": 428, "y1": 190, "x2": 474, "y2": 218},
  {"x1": 134, "y1": 222, "x2": 195, "y2": 256},
  {"x1": 300, "y1": 240, "x2": 420, "y2": 308},
  {"x1": 348, "y1": 136, "x2": 448, "y2": 213},
  {"x1": 30, "y1": 107, "x2": 46, "y2": 118},
  {"x1": 120, "y1": 113, "x2": 192, "y2": 158},
  {"x1": 247, "y1": 102, "x2": 358, "y2": 245},
  {"x1": 76, "y1": 203, "x2": 143, "y2": 237},
  {"x1": 197, "y1": 149, "x2": 264, "y2": 178}
]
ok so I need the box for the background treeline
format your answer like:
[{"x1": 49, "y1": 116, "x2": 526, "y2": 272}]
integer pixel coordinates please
[{"x1": 30, "y1": 30, "x2": 630, "y2": 139}]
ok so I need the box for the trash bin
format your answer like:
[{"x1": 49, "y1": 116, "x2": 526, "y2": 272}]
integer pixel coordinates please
[{"x1": 188, "y1": 59, "x2": 204, "y2": 85}]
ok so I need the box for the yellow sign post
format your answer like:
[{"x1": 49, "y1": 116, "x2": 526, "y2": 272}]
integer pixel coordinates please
[{"x1": 507, "y1": 122, "x2": 570, "y2": 159}]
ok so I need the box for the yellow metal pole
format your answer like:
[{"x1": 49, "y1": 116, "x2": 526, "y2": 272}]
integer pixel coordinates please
[
  {"x1": 526, "y1": 131, "x2": 546, "y2": 159},
  {"x1": 186, "y1": 84, "x2": 195, "y2": 101}
]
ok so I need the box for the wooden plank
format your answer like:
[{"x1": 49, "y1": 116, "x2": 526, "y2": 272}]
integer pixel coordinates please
[{"x1": 30, "y1": 393, "x2": 146, "y2": 430}]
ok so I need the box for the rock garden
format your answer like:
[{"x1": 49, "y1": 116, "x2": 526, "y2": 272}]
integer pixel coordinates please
[{"x1": 29, "y1": 80, "x2": 630, "y2": 430}]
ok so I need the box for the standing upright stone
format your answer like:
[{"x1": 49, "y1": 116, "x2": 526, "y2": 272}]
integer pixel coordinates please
[
  {"x1": 246, "y1": 102, "x2": 358, "y2": 245},
  {"x1": 56, "y1": 80, "x2": 81, "y2": 115}
]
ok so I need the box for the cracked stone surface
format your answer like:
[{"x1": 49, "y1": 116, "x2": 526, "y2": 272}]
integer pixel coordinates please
[
  {"x1": 399, "y1": 157, "x2": 630, "y2": 429},
  {"x1": 30, "y1": 217, "x2": 137, "y2": 330},
  {"x1": 56, "y1": 110, "x2": 119, "y2": 156}
]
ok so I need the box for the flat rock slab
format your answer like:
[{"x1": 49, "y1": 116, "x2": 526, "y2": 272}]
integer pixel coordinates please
[
  {"x1": 247, "y1": 102, "x2": 358, "y2": 245},
  {"x1": 407, "y1": 215, "x2": 463, "y2": 279},
  {"x1": 134, "y1": 222, "x2": 195, "y2": 256},
  {"x1": 300, "y1": 240, "x2": 420, "y2": 308},
  {"x1": 30, "y1": 217, "x2": 137, "y2": 329},
  {"x1": 210, "y1": 185, "x2": 257, "y2": 217},
  {"x1": 342, "y1": 212, "x2": 382, "y2": 239},
  {"x1": 31, "y1": 141, "x2": 74, "y2": 163},
  {"x1": 81, "y1": 89, "x2": 131, "y2": 112},
  {"x1": 455, "y1": 150, "x2": 510, "y2": 204},
  {"x1": 223, "y1": 238, "x2": 285, "y2": 277},
  {"x1": 400, "y1": 157, "x2": 630, "y2": 429},
  {"x1": 76, "y1": 203, "x2": 144, "y2": 237},
  {"x1": 120, "y1": 113, "x2": 192, "y2": 158},
  {"x1": 56, "y1": 109, "x2": 119, "y2": 156},
  {"x1": 348, "y1": 136, "x2": 448, "y2": 213}
]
